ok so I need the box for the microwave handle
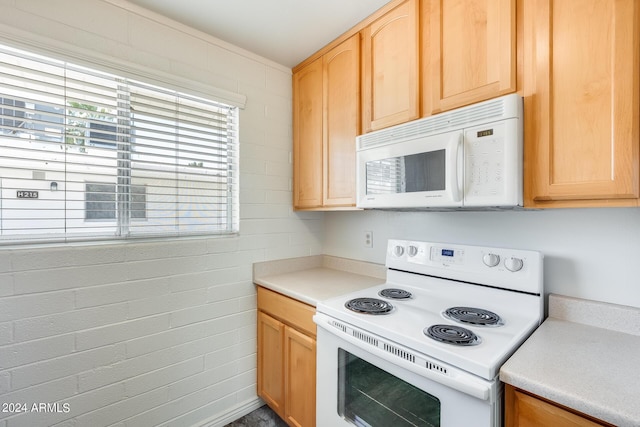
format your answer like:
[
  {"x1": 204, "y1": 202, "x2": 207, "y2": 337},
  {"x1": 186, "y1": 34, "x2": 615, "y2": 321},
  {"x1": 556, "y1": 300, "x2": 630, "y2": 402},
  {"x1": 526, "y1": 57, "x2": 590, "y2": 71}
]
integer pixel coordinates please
[{"x1": 448, "y1": 132, "x2": 463, "y2": 202}]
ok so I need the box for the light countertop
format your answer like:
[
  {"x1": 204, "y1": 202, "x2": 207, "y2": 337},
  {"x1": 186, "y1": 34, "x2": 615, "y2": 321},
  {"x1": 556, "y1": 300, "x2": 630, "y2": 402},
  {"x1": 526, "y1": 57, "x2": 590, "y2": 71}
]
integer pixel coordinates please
[
  {"x1": 253, "y1": 255, "x2": 386, "y2": 306},
  {"x1": 500, "y1": 294, "x2": 640, "y2": 427}
]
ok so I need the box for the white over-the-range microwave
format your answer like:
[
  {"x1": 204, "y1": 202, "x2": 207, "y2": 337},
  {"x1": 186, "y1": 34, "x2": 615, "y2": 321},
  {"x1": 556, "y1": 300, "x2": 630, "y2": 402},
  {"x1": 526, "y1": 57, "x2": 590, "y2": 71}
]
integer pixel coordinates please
[{"x1": 356, "y1": 94, "x2": 523, "y2": 209}]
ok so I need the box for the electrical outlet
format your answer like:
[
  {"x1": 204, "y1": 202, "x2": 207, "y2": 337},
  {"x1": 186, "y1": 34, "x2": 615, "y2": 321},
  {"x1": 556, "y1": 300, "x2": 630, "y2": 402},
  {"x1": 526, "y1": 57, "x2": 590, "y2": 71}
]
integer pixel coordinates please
[{"x1": 364, "y1": 231, "x2": 373, "y2": 248}]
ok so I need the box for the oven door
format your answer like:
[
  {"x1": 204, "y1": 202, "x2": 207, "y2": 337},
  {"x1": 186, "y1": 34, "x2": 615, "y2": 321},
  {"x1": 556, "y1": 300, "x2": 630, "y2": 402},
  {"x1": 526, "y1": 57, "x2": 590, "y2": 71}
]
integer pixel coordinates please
[
  {"x1": 356, "y1": 130, "x2": 463, "y2": 209},
  {"x1": 315, "y1": 318, "x2": 500, "y2": 427}
]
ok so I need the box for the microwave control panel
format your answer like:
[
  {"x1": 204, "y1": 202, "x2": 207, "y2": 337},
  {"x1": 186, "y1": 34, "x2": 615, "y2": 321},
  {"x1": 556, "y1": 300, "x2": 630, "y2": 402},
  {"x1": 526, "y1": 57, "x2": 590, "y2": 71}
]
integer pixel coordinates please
[{"x1": 464, "y1": 118, "x2": 521, "y2": 206}]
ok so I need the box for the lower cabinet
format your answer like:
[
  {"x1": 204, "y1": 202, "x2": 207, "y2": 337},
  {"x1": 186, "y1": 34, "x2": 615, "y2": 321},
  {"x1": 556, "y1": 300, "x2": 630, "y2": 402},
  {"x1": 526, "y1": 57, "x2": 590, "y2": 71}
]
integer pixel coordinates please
[
  {"x1": 505, "y1": 384, "x2": 613, "y2": 427},
  {"x1": 284, "y1": 327, "x2": 316, "y2": 427},
  {"x1": 257, "y1": 286, "x2": 316, "y2": 427},
  {"x1": 257, "y1": 311, "x2": 285, "y2": 416}
]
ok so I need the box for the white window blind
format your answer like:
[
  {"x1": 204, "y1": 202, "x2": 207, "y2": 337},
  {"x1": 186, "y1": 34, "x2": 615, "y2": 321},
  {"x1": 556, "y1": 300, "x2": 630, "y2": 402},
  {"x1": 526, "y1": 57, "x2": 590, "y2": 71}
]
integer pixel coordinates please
[{"x1": 0, "y1": 44, "x2": 239, "y2": 243}]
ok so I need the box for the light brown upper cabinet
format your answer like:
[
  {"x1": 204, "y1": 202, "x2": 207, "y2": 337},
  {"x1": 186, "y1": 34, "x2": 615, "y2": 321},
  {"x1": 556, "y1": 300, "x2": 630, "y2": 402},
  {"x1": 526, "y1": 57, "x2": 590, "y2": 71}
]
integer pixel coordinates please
[
  {"x1": 323, "y1": 35, "x2": 361, "y2": 207},
  {"x1": 293, "y1": 35, "x2": 360, "y2": 210},
  {"x1": 362, "y1": 0, "x2": 420, "y2": 132},
  {"x1": 293, "y1": 58, "x2": 323, "y2": 209},
  {"x1": 424, "y1": 0, "x2": 517, "y2": 115},
  {"x1": 523, "y1": 0, "x2": 640, "y2": 208}
]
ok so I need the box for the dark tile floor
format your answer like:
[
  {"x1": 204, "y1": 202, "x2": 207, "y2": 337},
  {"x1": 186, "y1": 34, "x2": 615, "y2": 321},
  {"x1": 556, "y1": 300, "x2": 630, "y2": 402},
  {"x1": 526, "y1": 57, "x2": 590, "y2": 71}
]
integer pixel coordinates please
[{"x1": 224, "y1": 405, "x2": 288, "y2": 427}]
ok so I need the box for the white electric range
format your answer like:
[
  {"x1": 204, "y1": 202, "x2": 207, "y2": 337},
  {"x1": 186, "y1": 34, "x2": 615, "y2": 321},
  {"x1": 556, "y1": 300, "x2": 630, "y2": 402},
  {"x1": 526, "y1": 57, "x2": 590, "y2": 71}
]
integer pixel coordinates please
[{"x1": 314, "y1": 239, "x2": 543, "y2": 427}]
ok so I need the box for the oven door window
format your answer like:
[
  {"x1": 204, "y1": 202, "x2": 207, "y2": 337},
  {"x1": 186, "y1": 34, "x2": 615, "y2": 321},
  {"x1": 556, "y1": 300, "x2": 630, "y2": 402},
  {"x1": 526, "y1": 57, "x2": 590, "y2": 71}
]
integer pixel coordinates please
[
  {"x1": 338, "y1": 349, "x2": 440, "y2": 427},
  {"x1": 365, "y1": 150, "x2": 445, "y2": 195}
]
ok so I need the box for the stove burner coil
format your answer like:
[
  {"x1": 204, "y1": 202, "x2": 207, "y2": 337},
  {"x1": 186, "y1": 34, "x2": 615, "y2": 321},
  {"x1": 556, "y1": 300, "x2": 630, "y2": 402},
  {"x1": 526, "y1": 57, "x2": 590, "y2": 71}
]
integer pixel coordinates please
[
  {"x1": 378, "y1": 288, "x2": 412, "y2": 300},
  {"x1": 424, "y1": 324, "x2": 480, "y2": 346},
  {"x1": 444, "y1": 306, "x2": 503, "y2": 326},
  {"x1": 345, "y1": 298, "x2": 394, "y2": 315}
]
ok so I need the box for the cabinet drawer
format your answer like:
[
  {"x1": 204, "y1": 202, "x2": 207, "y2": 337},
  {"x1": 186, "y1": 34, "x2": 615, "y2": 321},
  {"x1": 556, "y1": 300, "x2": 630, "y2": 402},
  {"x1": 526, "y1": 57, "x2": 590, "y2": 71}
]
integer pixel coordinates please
[
  {"x1": 257, "y1": 286, "x2": 316, "y2": 337},
  {"x1": 505, "y1": 385, "x2": 612, "y2": 427}
]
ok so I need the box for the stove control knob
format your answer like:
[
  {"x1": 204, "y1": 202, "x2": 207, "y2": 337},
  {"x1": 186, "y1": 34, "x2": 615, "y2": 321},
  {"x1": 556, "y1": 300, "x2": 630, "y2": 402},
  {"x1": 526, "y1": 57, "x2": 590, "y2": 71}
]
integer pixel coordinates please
[
  {"x1": 505, "y1": 257, "x2": 524, "y2": 272},
  {"x1": 407, "y1": 245, "x2": 418, "y2": 257},
  {"x1": 393, "y1": 245, "x2": 405, "y2": 257},
  {"x1": 483, "y1": 253, "x2": 500, "y2": 267}
]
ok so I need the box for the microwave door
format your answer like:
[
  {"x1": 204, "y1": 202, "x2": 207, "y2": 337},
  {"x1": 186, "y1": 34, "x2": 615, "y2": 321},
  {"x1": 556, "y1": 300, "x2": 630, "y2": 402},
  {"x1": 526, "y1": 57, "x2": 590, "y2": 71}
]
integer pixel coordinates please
[{"x1": 357, "y1": 131, "x2": 464, "y2": 208}]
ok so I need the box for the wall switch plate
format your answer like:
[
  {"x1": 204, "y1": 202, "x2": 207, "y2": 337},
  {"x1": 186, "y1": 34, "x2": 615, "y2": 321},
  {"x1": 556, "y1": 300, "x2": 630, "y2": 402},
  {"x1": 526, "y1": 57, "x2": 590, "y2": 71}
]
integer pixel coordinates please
[{"x1": 364, "y1": 231, "x2": 373, "y2": 248}]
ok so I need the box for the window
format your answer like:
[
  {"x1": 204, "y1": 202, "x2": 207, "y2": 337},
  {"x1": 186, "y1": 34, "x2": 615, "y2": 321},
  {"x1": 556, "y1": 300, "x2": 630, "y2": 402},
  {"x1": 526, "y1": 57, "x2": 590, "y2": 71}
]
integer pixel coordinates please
[
  {"x1": 0, "y1": 97, "x2": 25, "y2": 130},
  {"x1": 0, "y1": 44, "x2": 239, "y2": 243},
  {"x1": 85, "y1": 183, "x2": 146, "y2": 221},
  {"x1": 131, "y1": 185, "x2": 147, "y2": 220},
  {"x1": 85, "y1": 183, "x2": 116, "y2": 220}
]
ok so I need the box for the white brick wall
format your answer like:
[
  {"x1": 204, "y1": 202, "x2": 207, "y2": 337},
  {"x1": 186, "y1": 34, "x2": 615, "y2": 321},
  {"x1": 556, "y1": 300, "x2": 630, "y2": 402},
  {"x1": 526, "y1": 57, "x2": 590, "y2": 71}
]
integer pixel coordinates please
[{"x1": 0, "y1": 0, "x2": 323, "y2": 425}]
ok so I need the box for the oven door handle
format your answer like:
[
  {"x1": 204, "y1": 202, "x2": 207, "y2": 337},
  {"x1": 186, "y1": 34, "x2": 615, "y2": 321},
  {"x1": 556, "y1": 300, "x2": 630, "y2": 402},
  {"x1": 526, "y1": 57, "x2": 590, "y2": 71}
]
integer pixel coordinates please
[{"x1": 315, "y1": 314, "x2": 495, "y2": 402}]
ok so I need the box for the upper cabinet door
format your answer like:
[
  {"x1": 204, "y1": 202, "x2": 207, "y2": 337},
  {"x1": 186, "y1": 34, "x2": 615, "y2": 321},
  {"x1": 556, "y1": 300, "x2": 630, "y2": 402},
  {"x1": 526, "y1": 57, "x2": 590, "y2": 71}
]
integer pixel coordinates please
[
  {"x1": 362, "y1": 0, "x2": 419, "y2": 132},
  {"x1": 524, "y1": 0, "x2": 640, "y2": 207},
  {"x1": 323, "y1": 34, "x2": 361, "y2": 207},
  {"x1": 293, "y1": 58, "x2": 323, "y2": 209},
  {"x1": 425, "y1": 0, "x2": 517, "y2": 115}
]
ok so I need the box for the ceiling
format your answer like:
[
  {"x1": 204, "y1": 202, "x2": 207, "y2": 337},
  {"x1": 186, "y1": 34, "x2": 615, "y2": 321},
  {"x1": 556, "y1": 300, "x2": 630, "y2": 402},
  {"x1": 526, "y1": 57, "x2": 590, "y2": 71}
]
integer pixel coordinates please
[{"x1": 125, "y1": 0, "x2": 392, "y2": 68}]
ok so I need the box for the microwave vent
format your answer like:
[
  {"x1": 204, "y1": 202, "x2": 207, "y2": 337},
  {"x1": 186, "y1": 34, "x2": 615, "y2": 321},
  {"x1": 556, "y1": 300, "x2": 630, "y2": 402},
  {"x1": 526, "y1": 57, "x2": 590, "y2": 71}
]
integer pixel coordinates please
[{"x1": 358, "y1": 94, "x2": 518, "y2": 150}]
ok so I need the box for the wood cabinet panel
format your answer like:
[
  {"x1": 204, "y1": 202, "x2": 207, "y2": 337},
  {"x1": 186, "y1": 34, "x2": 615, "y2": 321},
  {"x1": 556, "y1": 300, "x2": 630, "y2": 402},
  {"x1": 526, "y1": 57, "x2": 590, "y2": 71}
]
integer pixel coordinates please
[
  {"x1": 293, "y1": 58, "x2": 323, "y2": 208},
  {"x1": 284, "y1": 327, "x2": 316, "y2": 427},
  {"x1": 362, "y1": 0, "x2": 419, "y2": 132},
  {"x1": 257, "y1": 286, "x2": 316, "y2": 426},
  {"x1": 293, "y1": 35, "x2": 360, "y2": 210},
  {"x1": 257, "y1": 311, "x2": 285, "y2": 418},
  {"x1": 505, "y1": 385, "x2": 612, "y2": 427},
  {"x1": 323, "y1": 34, "x2": 360, "y2": 206},
  {"x1": 425, "y1": 0, "x2": 516, "y2": 114},
  {"x1": 524, "y1": 0, "x2": 640, "y2": 207}
]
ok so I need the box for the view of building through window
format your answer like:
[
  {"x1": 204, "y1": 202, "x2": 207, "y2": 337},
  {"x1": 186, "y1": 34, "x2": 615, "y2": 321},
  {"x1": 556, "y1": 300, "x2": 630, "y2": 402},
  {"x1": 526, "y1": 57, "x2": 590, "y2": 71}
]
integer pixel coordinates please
[{"x1": 0, "y1": 44, "x2": 239, "y2": 243}]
